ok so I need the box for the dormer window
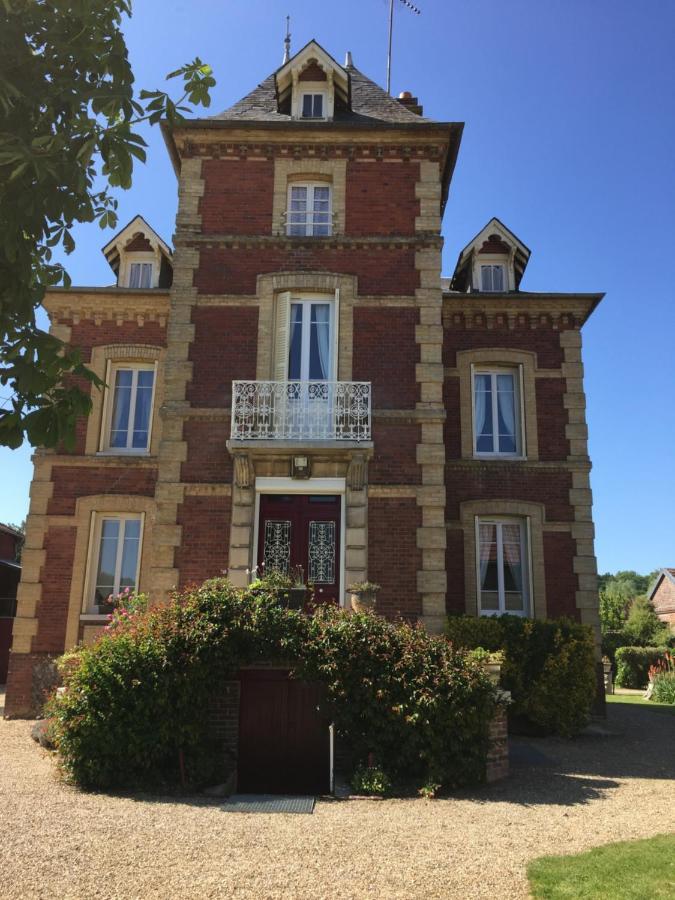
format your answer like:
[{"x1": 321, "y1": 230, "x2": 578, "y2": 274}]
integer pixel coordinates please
[
  {"x1": 129, "y1": 262, "x2": 153, "y2": 289},
  {"x1": 480, "y1": 264, "x2": 505, "y2": 292},
  {"x1": 302, "y1": 93, "x2": 325, "y2": 119}
]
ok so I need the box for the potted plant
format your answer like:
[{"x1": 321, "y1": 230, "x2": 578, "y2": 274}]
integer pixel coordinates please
[
  {"x1": 288, "y1": 565, "x2": 308, "y2": 610},
  {"x1": 348, "y1": 581, "x2": 380, "y2": 613}
]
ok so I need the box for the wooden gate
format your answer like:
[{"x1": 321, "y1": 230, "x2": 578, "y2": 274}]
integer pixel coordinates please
[{"x1": 237, "y1": 669, "x2": 330, "y2": 794}]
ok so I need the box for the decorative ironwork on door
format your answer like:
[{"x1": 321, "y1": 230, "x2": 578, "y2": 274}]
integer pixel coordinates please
[
  {"x1": 308, "y1": 521, "x2": 336, "y2": 583},
  {"x1": 263, "y1": 520, "x2": 291, "y2": 574}
]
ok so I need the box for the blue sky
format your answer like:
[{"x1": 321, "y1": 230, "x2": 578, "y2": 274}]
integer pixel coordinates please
[{"x1": 2, "y1": 0, "x2": 673, "y2": 575}]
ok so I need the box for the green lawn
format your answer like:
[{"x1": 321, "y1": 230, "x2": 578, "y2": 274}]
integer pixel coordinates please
[
  {"x1": 528, "y1": 834, "x2": 675, "y2": 899},
  {"x1": 607, "y1": 693, "x2": 675, "y2": 715}
]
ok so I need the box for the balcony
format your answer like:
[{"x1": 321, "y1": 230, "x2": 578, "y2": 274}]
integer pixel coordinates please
[{"x1": 231, "y1": 381, "x2": 371, "y2": 443}]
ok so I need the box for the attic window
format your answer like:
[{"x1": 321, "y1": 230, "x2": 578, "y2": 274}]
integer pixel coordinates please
[
  {"x1": 301, "y1": 93, "x2": 325, "y2": 119},
  {"x1": 480, "y1": 265, "x2": 505, "y2": 292},
  {"x1": 129, "y1": 262, "x2": 153, "y2": 289}
]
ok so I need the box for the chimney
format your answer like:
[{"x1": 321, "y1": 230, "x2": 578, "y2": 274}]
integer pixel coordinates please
[
  {"x1": 344, "y1": 50, "x2": 354, "y2": 69},
  {"x1": 397, "y1": 90, "x2": 423, "y2": 116}
]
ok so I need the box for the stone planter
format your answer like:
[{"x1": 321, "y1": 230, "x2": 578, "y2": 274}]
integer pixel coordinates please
[
  {"x1": 485, "y1": 661, "x2": 502, "y2": 685},
  {"x1": 350, "y1": 591, "x2": 377, "y2": 614},
  {"x1": 288, "y1": 587, "x2": 307, "y2": 610}
]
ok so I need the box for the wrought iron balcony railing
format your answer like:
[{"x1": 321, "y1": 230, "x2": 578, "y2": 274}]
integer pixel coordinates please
[{"x1": 231, "y1": 381, "x2": 371, "y2": 442}]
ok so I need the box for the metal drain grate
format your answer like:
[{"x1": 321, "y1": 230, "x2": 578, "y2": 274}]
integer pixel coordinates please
[{"x1": 221, "y1": 794, "x2": 315, "y2": 814}]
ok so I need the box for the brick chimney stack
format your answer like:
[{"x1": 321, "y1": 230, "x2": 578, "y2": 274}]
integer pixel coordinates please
[{"x1": 397, "y1": 91, "x2": 423, "y2": 116}]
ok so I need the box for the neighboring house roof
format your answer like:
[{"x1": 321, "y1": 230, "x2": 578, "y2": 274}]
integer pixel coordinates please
[
  {"x1": 451, "y1": 217, "x2": 532, "y2": 292},
  {"x1": 101, "y1": 214, "x2": 172, "y2": 277},
  {"x1": 0, "y1": 523, "x2": 22, "y2": 539},
  {"x1": 648, "y1": 568, "x2": 675, "y2": 601},
  {"x1": 0, "y1": 558, "x2": 21, "y2": 571},
  {"x1": 210, "y1": 40, "x2": 429, "y2": 126}
]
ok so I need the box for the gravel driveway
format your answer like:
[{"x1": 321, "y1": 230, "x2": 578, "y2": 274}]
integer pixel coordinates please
[{"x1": 1, "y1": 691, "x2": 674, "y2": 900}]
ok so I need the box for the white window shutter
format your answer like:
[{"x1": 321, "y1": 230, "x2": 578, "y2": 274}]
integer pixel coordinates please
[
  {"x1": 274, "y1": 291, "x2": 291, "y2": 380},
  {"x1": 332, "y1": 287, "x2": 340, "y2": 380}
]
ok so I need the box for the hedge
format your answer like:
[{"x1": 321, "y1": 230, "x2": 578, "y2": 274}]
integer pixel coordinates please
[
  {"x1": 615, "y1": 646, "x2": 670, "y2": 689},
  {"x1": 47, "y1": 578, "x2": 500, "y2": 793},
  {"x1": 445, "y1": 614, "x2": 597, "y2": 736}
]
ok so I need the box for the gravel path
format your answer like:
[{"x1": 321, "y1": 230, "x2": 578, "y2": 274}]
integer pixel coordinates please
[{"x1": 1, "y1": 691, "x2": 674, "y2": 900}]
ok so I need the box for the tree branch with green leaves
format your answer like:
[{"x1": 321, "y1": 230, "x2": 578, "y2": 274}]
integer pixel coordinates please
[{"x1": 0, "y1": 0, "x2": 215, "y2": 449}]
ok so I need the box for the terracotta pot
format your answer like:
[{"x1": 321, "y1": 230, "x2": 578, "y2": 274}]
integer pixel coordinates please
[{"x1": 350, "y1": 591, "x2": 377, "y2": 613}]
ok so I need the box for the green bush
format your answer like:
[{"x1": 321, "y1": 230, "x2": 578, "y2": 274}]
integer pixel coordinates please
[
  {"x1": 351, "y1": 763, "x2": 391, "y2": 796},
  {"x1": 651, "y1": 672, "x2": 675, "y2": 704},
  {"x1": 615, "y1": 646, "x2": 669, "y2": 689},
  {"x1": 48, "y1": 578, "x2": 499, "y2": 792},
  {"x1": 445, "y1": 614, "x2": 597, "y2": 736}
]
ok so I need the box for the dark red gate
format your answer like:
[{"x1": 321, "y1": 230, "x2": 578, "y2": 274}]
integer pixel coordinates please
[{"x1": 237, "y1": 669, "x2": 330, "y2": 794}]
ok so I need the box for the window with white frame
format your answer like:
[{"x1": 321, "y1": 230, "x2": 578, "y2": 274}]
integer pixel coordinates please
[
  {"x1": 288, "y1": 298, "x2": 333, "y2": 380},
  {"x1": 473, "y1": 367, "x2": 522, "y2": 456},
  {"x1": 128, "y1": 262, "x2": 153, "y2": 289},
  {"x1": 301, "y1": 92, "x2": 325, "y2": 119},
  {"x1": 103, "y1": 363, "x2": 156, "y2": 452},
  {"x1": 90, "y1": 514, "x2": 143, "y2": 611},
  {"x1": 287, "y1": 183, "x2": 332, "y2": 236},
  {"x1": 477, "y1": 517, "x2": 529, "y2": 616},
  {"x1": 480, "y1": 264, "x2": 505, "y2": 292}
]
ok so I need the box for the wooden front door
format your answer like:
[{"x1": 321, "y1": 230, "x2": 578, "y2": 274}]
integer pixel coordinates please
[
  {"x1": 237, "y1": 669, "x2": 330, "y2": 794},
  {"x1": 257, "y1": 493, "x2": 341, "y2": 604}
]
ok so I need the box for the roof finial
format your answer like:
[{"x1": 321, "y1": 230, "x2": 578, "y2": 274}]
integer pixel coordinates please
[
  {"x1": 344, "y1": 50, "x2": 354, "y2": 69},
  {"x1": 283, "y1": 15, "x2": 291, "y2": 63}
]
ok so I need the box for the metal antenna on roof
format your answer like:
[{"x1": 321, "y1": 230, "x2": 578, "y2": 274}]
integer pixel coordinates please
[
  {"x1": 283, "y1": 15, "x2": 291, "y2": 63},
  {"x1": 386, "y1": 0, "x2": 421, "y2": 95}
]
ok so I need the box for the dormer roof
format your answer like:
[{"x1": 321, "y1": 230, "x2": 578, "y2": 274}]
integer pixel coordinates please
[
  {"x1": 101, "y1": 215, "x2": 172, "y2": 278},
  {"x1": 450, "y1": 217, "x2": 531, "y2": 292},
  {"x1": 208, "y1": 39, "x2": 430, "y2": 125}
]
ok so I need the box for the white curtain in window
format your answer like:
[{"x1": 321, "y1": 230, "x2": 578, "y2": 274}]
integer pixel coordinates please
[
  {"x1": 314, "y1": 305, "x2": 330, "y2": 380},
  {"x1": 474, "y1": 376, "x2": 488, "y2": 444},
  {"x1": 501, "y1": 523, "x2": 523, "y2": 594},
  {"x1": 478, "y1": 523, "x2": 494, "y2": 587},
  {"x1": 497, "y1": 375, "x2": 516, "y2": 444}
]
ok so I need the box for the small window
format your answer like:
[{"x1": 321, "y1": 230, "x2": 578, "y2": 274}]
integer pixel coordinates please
[
  {"x1": 129, "y1": 262, "x2": 153, "y2": 289},
  {"x1": 480, "y1": 264, "x2": 505, "y2": 292},
  {"x1": 301, "y1": 93, "x2": 324, "y2": 118},
  {"x1": 104, "y1": 364, "x2": 155, "y2": 452},
  {"x1": 287, "y1": 184, "x2": 332, "y2": 236},
  {"x1": 91, "y1": 515, "x2": 142, "y2": 612},
  {"x1": 473, "y1": 368, "x2": 522, "y2": 456},
  {"x1": 477, "y1": 517, "x2": 529, "y2": 616}
]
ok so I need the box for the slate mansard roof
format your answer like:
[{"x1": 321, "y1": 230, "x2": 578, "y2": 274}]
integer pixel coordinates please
[{"x1": 211, "y1": 66, "x2": 431, "y2": 126}]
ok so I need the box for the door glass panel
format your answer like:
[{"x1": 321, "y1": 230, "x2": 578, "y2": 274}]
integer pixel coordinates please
[
  {"x1": 474, "y1": 373, "x2": 493, "y2": 452},
  {"x1": 308, "y1": 521, "x2": 335, "y2": 583},
  {"x1": 309, "y1": 304, "x2": 330, "y2": 379},
  {"x1": 263, "y1": 520, "x2": 291, "y2": 575},
  {"x1": 110, "y1": 369, "x2": 133, "y2": 447},
  {"x1": 288, "y1": 304, "x2": 303, "y2": 379},
  {"x1": 119, "y1": 519, "x2": 141, "y2": 590}
]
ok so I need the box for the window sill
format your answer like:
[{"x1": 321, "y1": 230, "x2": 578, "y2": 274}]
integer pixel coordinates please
[
  {"x1": 96, "y1": 450, "x2": 152, "y2": 458},
  {"x1": 80, "y1": 614, "x2": 110, "y2": 623},
  {"x1": 473, "y1": 454, "x2": 527, "y2": 462}
]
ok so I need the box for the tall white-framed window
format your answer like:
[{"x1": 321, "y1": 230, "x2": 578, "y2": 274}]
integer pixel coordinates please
[
  {"x1": 476, "y1": 517, "x2": 530, "y2": 616},
  {"x1": 88, "y1": 514, "x2": 143, "y2": 612},
  {"x1": 129, "y1": 261, "x2": 153, "y2": 289},
  {"x1": 101, "y1": 363, "x2": 156, "y2": 453},
  {"x1": 480, "y1": 264, "x2": 505, "y2": 292},
  {"x1": 301, "y1": 92, "x2": 326, "y2": 119},
  {"x1": 288, "y1": 298, "x2": 333, "y2": 380},
  {"x1": 472, "y1": 366, "x2": 523, "y2": 457},
  {"x1": 287, "y1": 183, "x2": 332, "y2": 236}
]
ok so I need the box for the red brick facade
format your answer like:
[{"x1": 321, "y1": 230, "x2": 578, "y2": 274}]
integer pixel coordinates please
[{"x1": 5, "y1": 50, "x2": 601, "y2": 719}]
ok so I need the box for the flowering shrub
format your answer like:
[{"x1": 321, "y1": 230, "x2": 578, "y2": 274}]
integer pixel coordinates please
[
  {"x1": 351, "y1": 763, "x2": 391, "y2": 796},
  {"x1": 648, "y1": 652, "x2": 675, "y2": 704},
  {"x1": 104, "y1": 588, "x2": 149, "y2": 631},
  {"x1": 615, "y1": 647, "x2": 670, "y2": 689},
  {"x1": 47, "y1": 577, "x2": 499, "y2": 792},
  {"x1": 445, "y1": 614, "x2": 597, "y2": 737}
]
